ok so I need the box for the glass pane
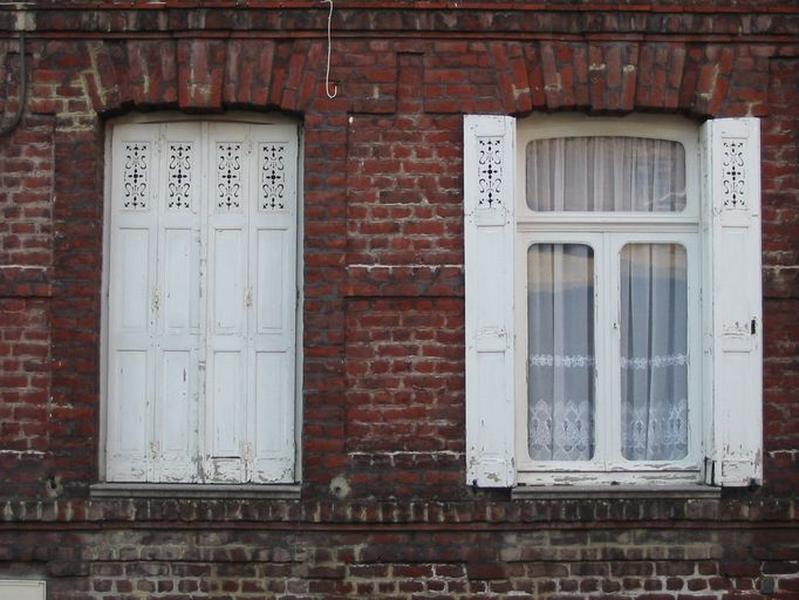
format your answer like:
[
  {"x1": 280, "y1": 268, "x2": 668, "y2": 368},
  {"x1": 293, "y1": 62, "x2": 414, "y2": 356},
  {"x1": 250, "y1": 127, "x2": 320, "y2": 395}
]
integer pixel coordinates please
[
  {"x1": 528, "y1": 244, "x2": 595, "y2": 461},
  {"x1": 526, "y1": 137, "x2": 686, "y2": 212},
  {"x1": 620, "y1": 243, "x2": 688, "y2": 461}
]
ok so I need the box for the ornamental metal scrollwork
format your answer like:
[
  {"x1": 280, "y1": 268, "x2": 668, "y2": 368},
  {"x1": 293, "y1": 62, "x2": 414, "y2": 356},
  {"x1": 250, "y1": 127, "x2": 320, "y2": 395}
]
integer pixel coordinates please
[
  {"x1": 260, "y1": 143, "x2": 287, "y2": 210},
  {"x1": 478, "y1": 137, "x2": 503, "y2": 208},
  {"x1": 167, "y1": 143, "x2": 192, "y2": 210},
  {"x1": 721, "y1": 139, "x2": 746, "y2": 209},
  {"x1": 123, "y1": 143, "x2": 149, "y2": 209},
  {"x1": 217, "y1": 143, "x2": 242, "y2": 210}
]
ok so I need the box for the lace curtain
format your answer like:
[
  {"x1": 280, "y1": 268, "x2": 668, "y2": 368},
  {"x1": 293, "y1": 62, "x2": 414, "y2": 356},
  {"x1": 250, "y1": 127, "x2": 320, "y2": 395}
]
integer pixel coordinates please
[{"x1": 526, "y1": 136, "x2": 689, "y2": 462}]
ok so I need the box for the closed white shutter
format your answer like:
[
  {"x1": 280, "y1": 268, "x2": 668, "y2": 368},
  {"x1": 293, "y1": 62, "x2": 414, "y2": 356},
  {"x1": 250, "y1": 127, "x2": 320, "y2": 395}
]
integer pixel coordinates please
[
  {"x1": 107, "y1": 123, "x2": 160, "y2": 482},
  {"x1": 464, "y1": 115, "x2": 516, "y2": 487},
  {"x1": 107, "y1": 119, "x2": 297, "y2": 484},
  {"x1": 205, "y1": 123, "x2": 251, "y2": 482},
  {"x1": 702, "y1": 118, "x2": 763, "y2": 487},
  {"x1": 153, "y1": 122, "x2": 203, "y2": 482},
  {"x1": 248, "y1": 125, "x2": 298, "y2": 483}
]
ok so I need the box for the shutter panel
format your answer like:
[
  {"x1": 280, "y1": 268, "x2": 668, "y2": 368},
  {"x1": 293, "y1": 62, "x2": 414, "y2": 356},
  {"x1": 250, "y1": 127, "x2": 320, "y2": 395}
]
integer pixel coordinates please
[
  {"x1": 152, "y1": 122, "x2": 202, "y2": 482},
  {"x1": 205, "y1": 122, "x2": 251, "y2": 483},
  {"x1": 702, "y1": 118, "x2": 763, "y2": 487},
  {"x1": 107, "y1": 123, "x2": 160, "y2": 481},
  {"x1": 464, "y1": 115, "x2": 516, "y2": 487},
  {"x1": 247, "y1": 124, "x2": 298, "y2": 483}
]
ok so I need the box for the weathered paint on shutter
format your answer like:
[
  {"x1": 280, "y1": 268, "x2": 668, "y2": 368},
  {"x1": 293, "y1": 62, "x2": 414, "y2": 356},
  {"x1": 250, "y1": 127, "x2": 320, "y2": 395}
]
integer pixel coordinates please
[
  {"x1": 702, "y1": 118, "x2": 763, "y2": 487},
  {"x1": 107, "y1": 123, "x2": 160, "y2": 481},
  {"x1": 152, "y1": 122, "x2": 203, "y2": 482},
  {"x1": 108, "y1": 119, "x2": 297, "y2": 484},
  {"x1": 204, "y1": 123, "x2": 251, "y2": 483},
  {"x1": 247, "y1": 125, "x2": 298, "y2": 483},
  {"x1": 464, "y1": 115, "x2": 516, "y2": 487}
]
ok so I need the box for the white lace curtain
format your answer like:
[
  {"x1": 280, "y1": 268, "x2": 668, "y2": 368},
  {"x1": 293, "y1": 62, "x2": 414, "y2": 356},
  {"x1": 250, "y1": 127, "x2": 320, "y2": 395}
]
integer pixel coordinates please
[{"x1": 526, "y1": 137, "x2": 689, "y2": 462}]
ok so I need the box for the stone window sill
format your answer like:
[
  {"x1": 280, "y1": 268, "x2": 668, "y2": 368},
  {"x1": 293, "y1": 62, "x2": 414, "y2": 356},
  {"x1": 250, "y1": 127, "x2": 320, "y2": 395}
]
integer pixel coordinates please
[
  {"x1": 511, "y1": 484, "x2": 721, "y2": 500},
  {"x1": 90, "y1": 483, "x2": 301, "y2": 500}
]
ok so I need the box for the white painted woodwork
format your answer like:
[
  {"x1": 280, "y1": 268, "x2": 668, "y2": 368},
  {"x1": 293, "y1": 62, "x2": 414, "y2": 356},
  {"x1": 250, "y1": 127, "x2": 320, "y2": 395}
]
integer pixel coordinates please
[
  {"x1": 107, "y1": 124, "x2": 159, "y2": 482},
  {"x1": 249, "y1": 130, "x2": 297, "y2": 483},
  {"x1": 702, "y1": 118, "x2": 763, "y2": 487},
  {"x1": 0, "y1": 580, "x2": 46, "y2": 600},
  {"x1": 107, "y1": 118, "x2": 298, "y2": 484},
  {"x1": 464, "y1": 115, "x2": 516, "y2": 487}
]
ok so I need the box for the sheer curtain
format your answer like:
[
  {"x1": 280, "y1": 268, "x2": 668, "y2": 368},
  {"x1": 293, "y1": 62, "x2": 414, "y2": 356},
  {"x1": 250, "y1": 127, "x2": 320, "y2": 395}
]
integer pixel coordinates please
[
  {"x1": 526, "y1": 137, "x2": 686, "y2": 212},
  {"x1": 620, "y1": 244, "x2": 688, "y2": 461},
  {"x1": 528, "y1": 244, "x2": 595, "y2": 461},
  {"x1": 526, "y1": 136, "x2": 688, "y2": 462}
]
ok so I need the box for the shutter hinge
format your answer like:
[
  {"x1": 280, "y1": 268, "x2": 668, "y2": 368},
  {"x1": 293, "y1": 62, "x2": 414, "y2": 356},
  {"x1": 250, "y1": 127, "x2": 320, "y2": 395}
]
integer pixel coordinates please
[
  {"x1": 245, "y1": 287, "x2": 253, "y2": 307},
  {"x1": 751, "y1": 317, "x2": 757, "y2": 335}
]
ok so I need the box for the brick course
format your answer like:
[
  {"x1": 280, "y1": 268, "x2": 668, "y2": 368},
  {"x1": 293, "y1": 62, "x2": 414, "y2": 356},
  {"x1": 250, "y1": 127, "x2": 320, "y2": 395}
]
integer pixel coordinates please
[{"x1": 0, "y1": 2, "x2": 798, "y2": 597}]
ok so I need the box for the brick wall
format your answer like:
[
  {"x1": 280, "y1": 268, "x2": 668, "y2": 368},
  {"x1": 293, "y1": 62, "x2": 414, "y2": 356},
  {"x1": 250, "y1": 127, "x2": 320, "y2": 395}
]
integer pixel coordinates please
[{"x1": 0, "y1": 3, "x2": 798, "y2": 598}]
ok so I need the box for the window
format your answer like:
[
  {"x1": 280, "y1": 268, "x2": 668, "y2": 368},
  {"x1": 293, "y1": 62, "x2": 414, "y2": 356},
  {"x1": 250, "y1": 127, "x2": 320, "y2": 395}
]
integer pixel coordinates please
[
  {"x1": 103, "y1": 115, "x2": 299, "y2": 484},
  {"x1": 464, "y1": 114, "x2": 762, "y2": 489}
]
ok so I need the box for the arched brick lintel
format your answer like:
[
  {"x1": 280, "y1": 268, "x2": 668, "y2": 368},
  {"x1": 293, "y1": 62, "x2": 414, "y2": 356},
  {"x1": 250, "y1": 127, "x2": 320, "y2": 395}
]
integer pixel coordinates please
[
  {"x1": 491, "y1": 41, "x2": 770, "y2": 119},
  {"x1": 84, "y1": 38, "x2": 323, "y2": 116}
]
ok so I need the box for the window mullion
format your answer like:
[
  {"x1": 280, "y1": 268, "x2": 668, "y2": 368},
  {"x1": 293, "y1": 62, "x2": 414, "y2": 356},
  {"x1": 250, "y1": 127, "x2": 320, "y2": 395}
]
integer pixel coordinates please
[{"x1": 605, "y1": 232, "x2": 623, "y2": 472}]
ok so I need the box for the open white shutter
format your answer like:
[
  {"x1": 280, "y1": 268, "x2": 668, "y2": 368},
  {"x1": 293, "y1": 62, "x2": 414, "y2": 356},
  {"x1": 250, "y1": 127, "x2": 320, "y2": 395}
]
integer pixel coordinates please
[
  {"x1": 464, "y1": 115, "x2": 516, "y2": 487},
  {"x1": 702, "y1": 118, "x2": 763, "y2": 487}
]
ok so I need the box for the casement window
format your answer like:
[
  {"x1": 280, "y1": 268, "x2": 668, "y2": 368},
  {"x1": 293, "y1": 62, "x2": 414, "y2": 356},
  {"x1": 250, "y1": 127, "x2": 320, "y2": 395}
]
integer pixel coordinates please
[
  {"x1": 103, "y1": 115, "x2": 299, "y2": 484},
  {"x1": 464, "y1": 114, "x2": 762, "y2": 489}
]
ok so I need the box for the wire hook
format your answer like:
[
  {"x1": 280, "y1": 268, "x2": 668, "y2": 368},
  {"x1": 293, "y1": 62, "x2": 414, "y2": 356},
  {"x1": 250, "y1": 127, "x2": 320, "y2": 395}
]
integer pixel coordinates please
[{"x1": 321, "y1": 0, "x2": 338, "y2": 99}]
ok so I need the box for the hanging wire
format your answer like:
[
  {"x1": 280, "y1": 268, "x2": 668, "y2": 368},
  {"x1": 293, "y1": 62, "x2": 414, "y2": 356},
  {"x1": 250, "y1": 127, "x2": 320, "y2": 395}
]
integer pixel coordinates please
[
  {"x1": 321, "y1": 0, "x2": 338, "y2": 99},
  {"x1": 0, "y1": 31, "x2": 27, "y2": 138}
]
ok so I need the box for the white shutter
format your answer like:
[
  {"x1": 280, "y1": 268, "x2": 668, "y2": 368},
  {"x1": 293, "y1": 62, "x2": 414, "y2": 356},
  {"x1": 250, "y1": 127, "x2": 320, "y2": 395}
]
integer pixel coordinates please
[
  {"x1": 107, "y1": 118, "x2": 297, "y2": 484},
  {"x1": 247, "y1": 124, "x2": 298, "y2": 483},
  {"x1": 702, "y1": 118, "x2": 763, "y2": 487},
  {"x1": 152, "y1": 122, "x2": 203, "y2": 482},
  {"x1": 205, "y1": 123, "x2": 251, "y2": 483},
  {"x1": 464, "y1": 115, "x2": 516, "y2": 487},
  {"x1": 107, "y1": 123, "x2": 159, "y2": 481}
]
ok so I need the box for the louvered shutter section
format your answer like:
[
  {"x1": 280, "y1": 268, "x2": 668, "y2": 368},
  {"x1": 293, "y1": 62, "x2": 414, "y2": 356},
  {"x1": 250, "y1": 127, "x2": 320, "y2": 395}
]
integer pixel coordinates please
[
  {"x1": 464, "y1": 115, "x2": 516, "y2": 487},
  {"x1": 702, "y1": 118, "x2": 763, "y2": 487}
]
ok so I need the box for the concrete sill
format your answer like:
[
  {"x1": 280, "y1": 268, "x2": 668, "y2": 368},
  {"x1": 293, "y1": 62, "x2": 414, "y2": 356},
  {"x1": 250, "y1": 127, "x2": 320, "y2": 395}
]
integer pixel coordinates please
[
  {"x1": 511, "y1": 484, "x2": 721, "y2": 500},
  {"x1": 90, "y1": 483, "x2": 301, "y2": 500}
]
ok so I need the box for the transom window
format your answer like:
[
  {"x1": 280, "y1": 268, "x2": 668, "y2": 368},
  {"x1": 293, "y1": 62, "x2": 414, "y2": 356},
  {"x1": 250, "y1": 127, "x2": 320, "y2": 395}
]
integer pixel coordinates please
[{"x1": 103, "y1": 114, "x2": 299, "y2": 485}]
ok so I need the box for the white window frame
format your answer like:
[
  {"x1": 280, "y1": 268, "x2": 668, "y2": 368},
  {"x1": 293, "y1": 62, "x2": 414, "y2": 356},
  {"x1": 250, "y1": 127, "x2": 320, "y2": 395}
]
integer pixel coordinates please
[
  {"x1": 514, "y1": 114, "x2": 704, "y2": 486},
  {"x1": 99, "y1": 112, "x2": 303, "y2": 486}
]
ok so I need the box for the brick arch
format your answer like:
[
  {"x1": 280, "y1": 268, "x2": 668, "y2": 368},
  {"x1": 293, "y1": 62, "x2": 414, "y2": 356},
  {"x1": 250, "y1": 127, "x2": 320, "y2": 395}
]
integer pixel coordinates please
[
  {"x1": 85, "y1": 38, "x2": 324, "y2": 115},
  {"x1": 488, "y1": 41, "x2": 769, "y2": 119}
]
